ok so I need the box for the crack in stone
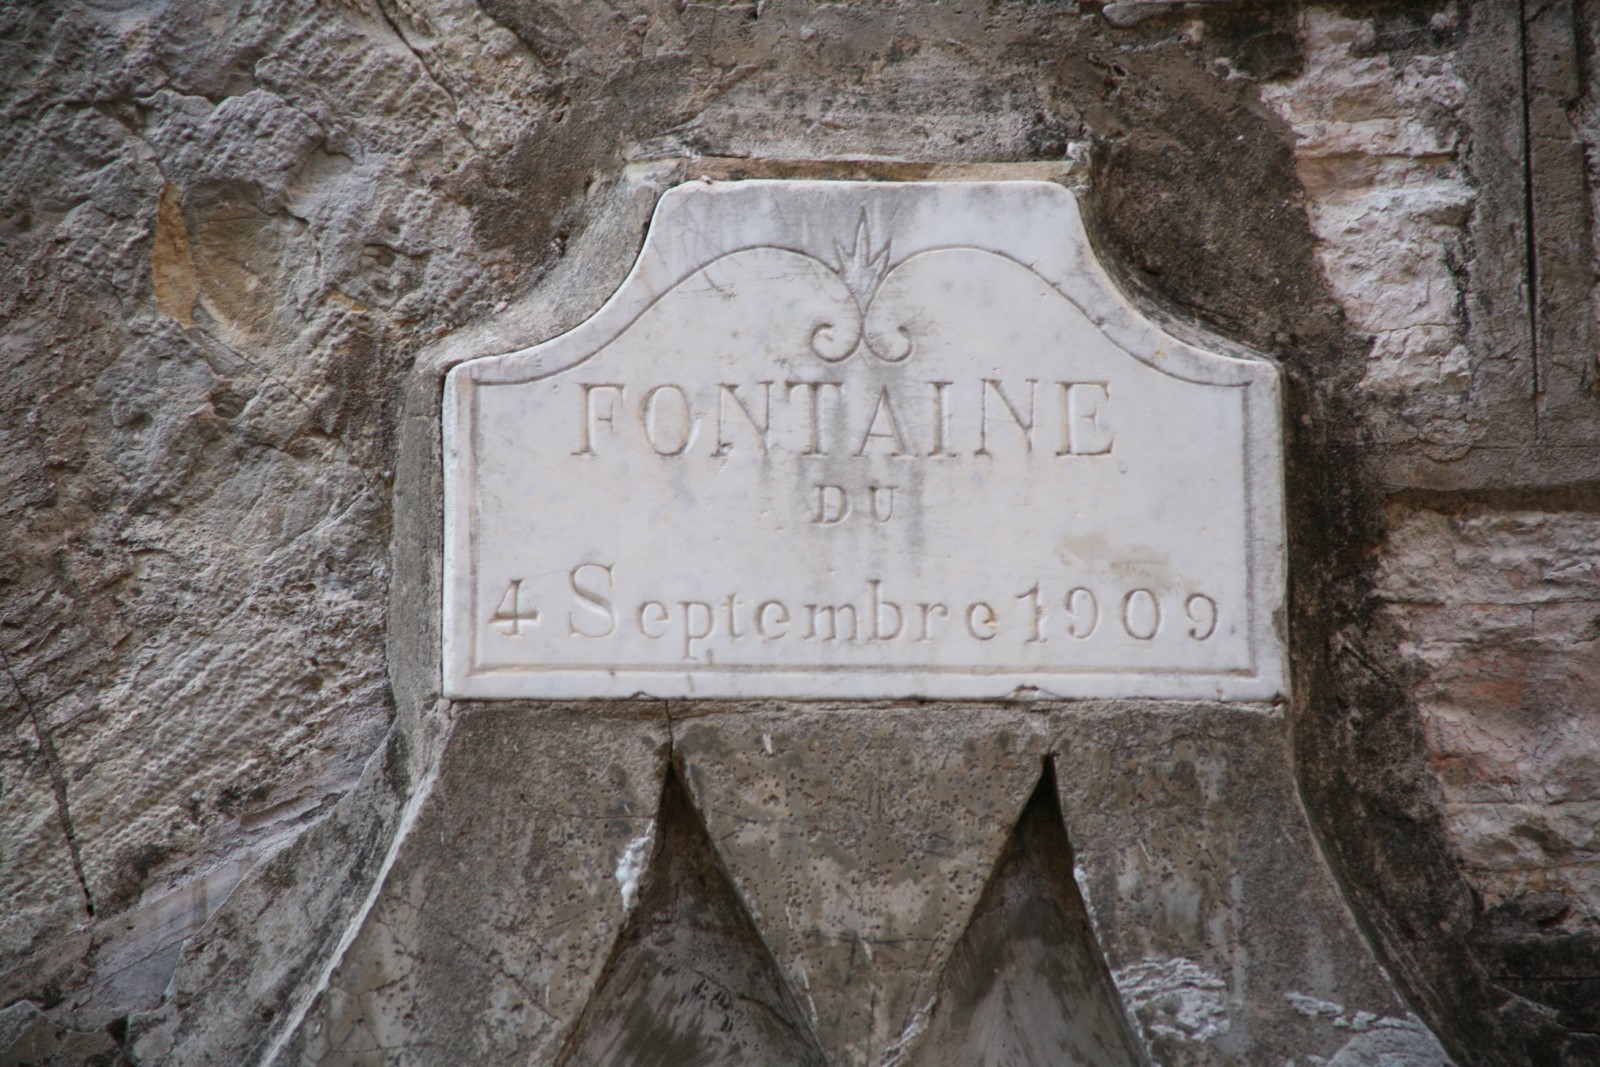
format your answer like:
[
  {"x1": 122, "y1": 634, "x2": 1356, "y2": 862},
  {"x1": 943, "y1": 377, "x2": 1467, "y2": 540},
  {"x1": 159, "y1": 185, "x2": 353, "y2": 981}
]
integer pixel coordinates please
[
  {"x1": 192, "y1": 327, "x2": 319, "y2": 415},
  {"x1": 1518, "y1": 0, "x2": 1544, "y2": 430},
  {"x1": 1, "y1": 643, "x2": 96, "y2": 919},
  {"x1": 370, "y1": 0, "x2": 486, "y2": 154}
]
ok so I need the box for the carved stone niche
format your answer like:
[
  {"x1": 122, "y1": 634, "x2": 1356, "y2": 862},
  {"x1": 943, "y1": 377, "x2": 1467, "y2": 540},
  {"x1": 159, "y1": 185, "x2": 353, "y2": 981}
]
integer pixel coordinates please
[{"x1": 282, "y1": 175, "x2": 1457, "y2": 1066}]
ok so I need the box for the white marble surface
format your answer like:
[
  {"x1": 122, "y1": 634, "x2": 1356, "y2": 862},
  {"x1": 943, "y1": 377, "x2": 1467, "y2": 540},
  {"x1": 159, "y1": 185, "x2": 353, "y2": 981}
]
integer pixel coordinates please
[{"x1": 443, "y1": 180, "x2": 1285, "y2": 700}]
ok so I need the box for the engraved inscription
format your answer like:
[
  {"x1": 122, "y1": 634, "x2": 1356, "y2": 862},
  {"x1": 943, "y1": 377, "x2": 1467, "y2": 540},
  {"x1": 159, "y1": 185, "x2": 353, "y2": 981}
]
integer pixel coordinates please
[
  {"x1": 488, "y1": 566, "x2": 1224, "y2": 665},
  {"x1": 573, "y1": 379, "x2": 1116, "y2": 460},
  {"x1": 811, "y1": 484, "x2": 896, "y2": 525},
  {"x1": 490, "y1": 580, "x2": 538, "y2": 636},
  {"x1": 443, "y1": 180, "x2": 1286, "y2": 700}
]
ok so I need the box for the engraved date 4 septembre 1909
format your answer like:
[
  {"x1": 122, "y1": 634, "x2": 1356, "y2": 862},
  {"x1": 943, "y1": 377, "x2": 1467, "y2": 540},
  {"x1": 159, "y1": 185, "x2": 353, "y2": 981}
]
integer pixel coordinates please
[{"x1": 487, "y1": 566, "x2": 1221, "y2": 664}]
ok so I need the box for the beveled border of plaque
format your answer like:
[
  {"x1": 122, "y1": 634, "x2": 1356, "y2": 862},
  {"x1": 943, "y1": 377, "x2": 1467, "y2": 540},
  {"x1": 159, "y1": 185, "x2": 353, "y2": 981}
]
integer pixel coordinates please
[{"x1": 442, "y1": 179, "x2": 1287, "y2": 702}]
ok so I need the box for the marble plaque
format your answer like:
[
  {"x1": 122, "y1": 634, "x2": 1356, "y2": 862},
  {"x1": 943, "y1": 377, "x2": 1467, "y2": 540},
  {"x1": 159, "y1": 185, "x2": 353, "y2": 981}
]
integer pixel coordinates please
[{"x1": 443, "y1": 181, "x2": 1285, "y2": 700}]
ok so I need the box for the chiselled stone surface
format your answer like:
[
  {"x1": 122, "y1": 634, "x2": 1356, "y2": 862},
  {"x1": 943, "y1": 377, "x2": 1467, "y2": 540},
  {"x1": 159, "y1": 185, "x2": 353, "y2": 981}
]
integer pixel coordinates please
[
  {"x1": 1377, "y1": 505, "x2": 1600, "y2": 924},
  {"x1": 1261, "y1": 10, "x2": 1474, "y2": 405},
  {"x1": 285, "y1": 709, "x2": 668, "y2": 1066},
  {"x1": 561, "y1": 767, "x2": 829, "y2": 1067},
  {"x1": 857, "y1": 762, "x2": 1144, "y2": 1067},
  {"x1": 1047, "y1": 706, "x2": 1443, "y2": 1067},
  {"x1": 278, "y1": 703, "x2": 1437, "y2": 1067},
  {"x1": 444, "y1": 181, "x2": 1285, "y2": 701},
  {"x1": 671, "y1": 707, "x2": 1052, "y2": 1064},
  {"x1": 0, "y1": 1000, "x2": 119, "y2": 1064}
]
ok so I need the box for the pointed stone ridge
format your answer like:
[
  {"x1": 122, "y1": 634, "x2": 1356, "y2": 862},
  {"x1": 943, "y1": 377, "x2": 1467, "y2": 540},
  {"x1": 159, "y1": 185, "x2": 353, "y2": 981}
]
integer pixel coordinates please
[
  {"x1": 907, "y1": 759, "x2": 1147, "y2": 1067},
  {"x1": 558, "y1": 764, "x2": 828, "y2": 1067},
  {"x1": 444, "y1": 179, "x2": 1286, "y2": 701}
]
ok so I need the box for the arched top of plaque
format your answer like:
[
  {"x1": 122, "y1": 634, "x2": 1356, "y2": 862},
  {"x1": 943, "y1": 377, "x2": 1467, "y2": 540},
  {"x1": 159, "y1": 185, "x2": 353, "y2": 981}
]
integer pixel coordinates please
[{"x1": 444, "y1": 180, "x2": 1286, "y2": 702}]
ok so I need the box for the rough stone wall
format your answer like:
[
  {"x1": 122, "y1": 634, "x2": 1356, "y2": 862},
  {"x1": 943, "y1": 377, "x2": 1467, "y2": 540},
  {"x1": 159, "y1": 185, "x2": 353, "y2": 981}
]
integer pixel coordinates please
[
  {"x1": 1269, "y1": 0, "x2": 1600, "y2": 940},
  {"x1": 1, "y1": 1, "x2": 1597, "y2": 1065}
]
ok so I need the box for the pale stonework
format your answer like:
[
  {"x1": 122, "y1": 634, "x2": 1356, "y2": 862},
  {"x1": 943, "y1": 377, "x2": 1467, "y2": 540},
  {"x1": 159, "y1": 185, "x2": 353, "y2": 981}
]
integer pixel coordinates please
[{"x1": 442, "y1": 180, "x2": 1285, "y2": 700}]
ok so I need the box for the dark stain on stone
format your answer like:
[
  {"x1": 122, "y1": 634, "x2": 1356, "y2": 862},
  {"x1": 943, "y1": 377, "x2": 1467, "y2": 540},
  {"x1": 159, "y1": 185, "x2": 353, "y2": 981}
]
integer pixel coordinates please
[
  {"x1": 1472, "y1": 894, "x2": 1600, "y2": 1039},
  {"x1": 1076, "y1": 48, "x2": 1348, "y2": 357},
  {"x1": 913, "y1": 758, "x2": 1144, "y2": 1067},
  {"x1": 102, "y1": 843, "x2": 172, "y2": 915},
  {"x1": 0, "y1": 1002, "x2": 127, "y2": 1067},
  {"x1": 558, "y1": 763, "x2": 827, "y2": 1067},
  {"x1": 459, "y1": 55, "x2": 704, "y2": 270},
  {"x1": 1354, "y1": 2, "x2": 1468, "y2": 58}
]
